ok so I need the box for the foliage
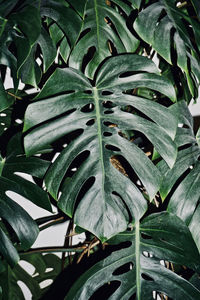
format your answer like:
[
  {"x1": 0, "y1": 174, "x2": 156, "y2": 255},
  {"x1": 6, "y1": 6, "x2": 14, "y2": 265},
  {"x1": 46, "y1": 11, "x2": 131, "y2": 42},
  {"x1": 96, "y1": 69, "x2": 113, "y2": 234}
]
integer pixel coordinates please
[{"x1": 0, "y1": 0, "x2": 200, "y2": 299}]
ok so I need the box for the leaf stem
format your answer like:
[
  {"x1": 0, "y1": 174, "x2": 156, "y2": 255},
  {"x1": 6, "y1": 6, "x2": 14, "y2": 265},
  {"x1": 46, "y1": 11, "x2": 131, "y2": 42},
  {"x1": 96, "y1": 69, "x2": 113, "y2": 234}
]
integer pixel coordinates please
[
  {"x1": 39, "y1": 216, "x2": 66, "y2": 231},
  {"x1": 7, "y1": 91, "x2": 22, "y2": 100},
  {"x1": 19, "y1": 245, "x2": 86, "y2": 256},
  {"x1": 135, "y1": 221, "x2": 141, "y2": 300}
]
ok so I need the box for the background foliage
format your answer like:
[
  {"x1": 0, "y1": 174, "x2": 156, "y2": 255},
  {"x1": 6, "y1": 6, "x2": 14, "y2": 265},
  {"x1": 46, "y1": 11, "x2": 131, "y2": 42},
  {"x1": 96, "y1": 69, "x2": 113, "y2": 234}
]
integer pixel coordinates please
[{"x1": 0, "y1": 0, "x2": 200, "y2": 299}]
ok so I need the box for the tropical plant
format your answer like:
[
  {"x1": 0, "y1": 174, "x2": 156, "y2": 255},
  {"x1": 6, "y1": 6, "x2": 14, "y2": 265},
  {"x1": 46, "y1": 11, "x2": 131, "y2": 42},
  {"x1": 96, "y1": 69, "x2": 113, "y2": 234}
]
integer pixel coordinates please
[{"x1": 0, "y1": 0, "x2": 200, "y2": 299}]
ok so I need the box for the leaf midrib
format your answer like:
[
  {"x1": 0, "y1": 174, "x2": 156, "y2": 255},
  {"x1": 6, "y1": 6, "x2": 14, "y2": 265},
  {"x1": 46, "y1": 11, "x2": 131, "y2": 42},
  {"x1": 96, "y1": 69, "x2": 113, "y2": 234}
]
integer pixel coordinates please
[
  {"x1": 93, "y1": 87, "x2": 105, "y2": 207},
  {"x1": 94, "y1": 0, "x2": 100, "y2": 53}
]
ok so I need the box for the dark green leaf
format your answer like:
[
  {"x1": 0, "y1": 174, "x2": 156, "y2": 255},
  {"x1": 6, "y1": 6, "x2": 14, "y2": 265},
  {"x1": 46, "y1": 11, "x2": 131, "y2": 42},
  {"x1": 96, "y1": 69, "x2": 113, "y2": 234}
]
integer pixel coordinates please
[
  {"x1": 134, "y1": 0, "x2": 200, "y2": 99},
  {"x1": 0, "y1": 133, "x2": 51, "y2": 266},
  {"x1": 41, "y1": 0, "x2": 81, "y2": 49},
  {"x1": 158, "y1": 102, "x2": 200, "y2": 253},
  {"x1": 1, "y1": 133, "x2": 52, "y2": 212},
  {"x1": 0, "y1": 108, "x2": 12, "y2": 136},
  {"x1": 0, "y1": 253, "x2": 62, "y2": 300},
  {"x1": 16, "y1": 43, "x2": 41, "y2": 87},
  {"x1": 0, "y1": 79, "x2": 14, "y2": 112},
  {"x1": 37, "y1": 28, "x2": 57, "y2": 73},
  {"x1": 191, "y1": 0, "x2": 200, "y2": 19},
  {"x1": 0, "y1": 227, "x2": 19, "y2": 267},
  {"x1": 10, "y1": 5, "x2": 41, "y2": 46},
  {"x1": 68, "y1": 0, "x2": 139, "y2": 78},
  {"x1": 0, "y1": 0, "x2": 18, "y2": 18},
  {"x1": 65, "y1": 212, "x2": 200, "y2": 300},
  {"x1": 24, "y1": 54, "x2": 177, "y2": 241}
]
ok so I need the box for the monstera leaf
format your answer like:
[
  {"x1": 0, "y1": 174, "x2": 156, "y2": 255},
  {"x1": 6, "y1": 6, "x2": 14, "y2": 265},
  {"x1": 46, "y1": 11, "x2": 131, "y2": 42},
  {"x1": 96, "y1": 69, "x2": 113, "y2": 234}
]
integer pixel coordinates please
[
  {"x1": 0, "y1": 253, "x2": 62, "y2": 300},
  {"x1": 0, "y1": 133, "x2": 51, "y2": 266},
  {"x1": 0, "y1": 79, "x2": 13, "y2": 111},
  {"x1": 65, "y1": 212, "x2": 200, "y2": 300},
  {"x1": 134, "y1": 0, "x2": 200, "y2": 99},
  {"x1": 68, "y1": 0, "x2": 139, "y2": 78},
  {"x1": 158, "y1": 101, "x2": 200, "y2": 252},
  {"x1": 40, "y1": 0, "x2": 81, "y2": 66},
  {"x1": 24, "y1": 54, "x2": 177, "y2": 241},
  {"x1": 0, "y1": 0, "x2": 77, "y2": 87}
]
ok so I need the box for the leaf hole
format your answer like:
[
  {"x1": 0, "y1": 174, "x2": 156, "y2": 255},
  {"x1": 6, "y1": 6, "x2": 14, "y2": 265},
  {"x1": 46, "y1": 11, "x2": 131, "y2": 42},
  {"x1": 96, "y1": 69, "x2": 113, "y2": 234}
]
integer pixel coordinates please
[
  {"x1": 112, "y1": 191, "x2": 132, "y2": 222},
  {"x1": 105, "y1": 144, "x2": 121, "y2": 151},
  {"x1": 15, "y1": 119, "x2": 23, "y2": 124},
  {"x1": 86, "y1": 119, "x2": 95, "y2": 126},
  {"x1": 103, "y1": 121, "x2": 117, "y2": 128},
  {"x1": 141, "y1": 273, "x2": 154, "y2": 282},
  {"x1": 18, "y1": 260, "x2": 35, "y2": 275},
  {"x1": 103, "y1": 101, "x2": 115, "y2": 108},
  {"x1": 89, "y1": 280, "x2": 121, "y2": 300},
  {"x1": 74, "y1": 176, "x2": 96, "y2": 213},
  {"x1": 81, "y1": 103, "x2": 94, "y2": 112},
  {"x1": 104, "y1": 110, "x2": 114, "y2": 114},
  {"x1": 14, "y1": 172, "x2": 35, "y2": 183},
  {"x1": 103, "y1": 132, "x2": 112, "y2": 137},
  {"x1": 143, "y1": 251, "x2": 149, "y2": 257},
  {"x1": 17, "y1": 281, "x2": 32, "y2": 299},
  {"x1": 141, "y1": 233, "x2": 152, "y2": 240},
  {"x1": 79, "y1": 27, "x2": 91, "y2": 40},
  {"x1": 39, "y1": 279, "x2": 53, "y2": 288},
  {"x1": 81, "y1": 46, "x2": 96, "y2": 73},
  {"x1": 129, "y1": 293, "x2": 136, "y2": 300},
  {"x1": 45, "y1": 267, "x2": 53, "y2": 273},
  {"x1": 66, "y1": 150, "x2": 90, "y2": 177},
  {"x1": 107, "y1": 39, "x2": 117, "y2": 55},
  {"x1": 102, "y1": 91, "x2": 114, "y2": 96},
  {"x1": 83, "y1": 90, "x2": 92, "y2": 94},
  {"x1": 111, "y1": 155, "x2": 141, "y2": 183},
  {"x1": 119, "y1": 71, "x2": 146, "y2": 78},
  {"x1": 113, "y1": 262, "x2": 134, "y2": 276}
]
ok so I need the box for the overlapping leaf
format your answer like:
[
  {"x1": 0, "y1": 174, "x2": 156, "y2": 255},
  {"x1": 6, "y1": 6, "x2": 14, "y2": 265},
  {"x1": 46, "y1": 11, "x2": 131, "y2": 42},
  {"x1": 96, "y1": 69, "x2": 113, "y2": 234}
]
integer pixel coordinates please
[
  {"x1": 68, "y1": 0, "x2": 139, "y2": 78},
  {"x1": 65, "y1": 212, "x2": 200, "y2": 300},
  {"x1": 134, "y1": 0, "x2": 200, "y2": 99},
  {"x1": 0, "y1": 79, "x2": 14, "y2": 111},
  {"x1": 0, "y1": 133, "x2": 51, "y2": 266},
  {"x1": 0, "y1": 253, "x2": 62, "y2": 300},
  {"x1": 24, "y1": 54, "x2": 177, "y2": 241},
  {"x1": 158, "y1": 101, "x2": 200, "y2": 251},
  {"x1": 0, "y1": 0, "x2": 73, "y2": 87}
]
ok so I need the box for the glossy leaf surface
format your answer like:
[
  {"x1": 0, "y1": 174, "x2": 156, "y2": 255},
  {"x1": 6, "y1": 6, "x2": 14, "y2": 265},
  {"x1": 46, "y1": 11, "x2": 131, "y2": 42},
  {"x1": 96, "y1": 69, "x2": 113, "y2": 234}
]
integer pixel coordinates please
[
  {"x1": 65, "y1": 212, "x2": 200, "y2": 300},
  {"x1": 68, "y1": 0, "x2": 139, "y2": 78},
  {"x1": 24, "y1": 54, "x2": 177, "y2": 241},
  {"x1": 0, "y1": 134, "x2": 51, "y2": 266},
  {"x1": 158, "y1": 101, "x2": 200, "y2": 252},
  {"x1": 0, "y1": 253, "x2": 62, "y2": 300},
  {"x1": 0, "y1": 79, "x2": 13, "y2": 112},
  {"x1": 134, "y1": 0, "x2": 200, "y2": 99}
]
